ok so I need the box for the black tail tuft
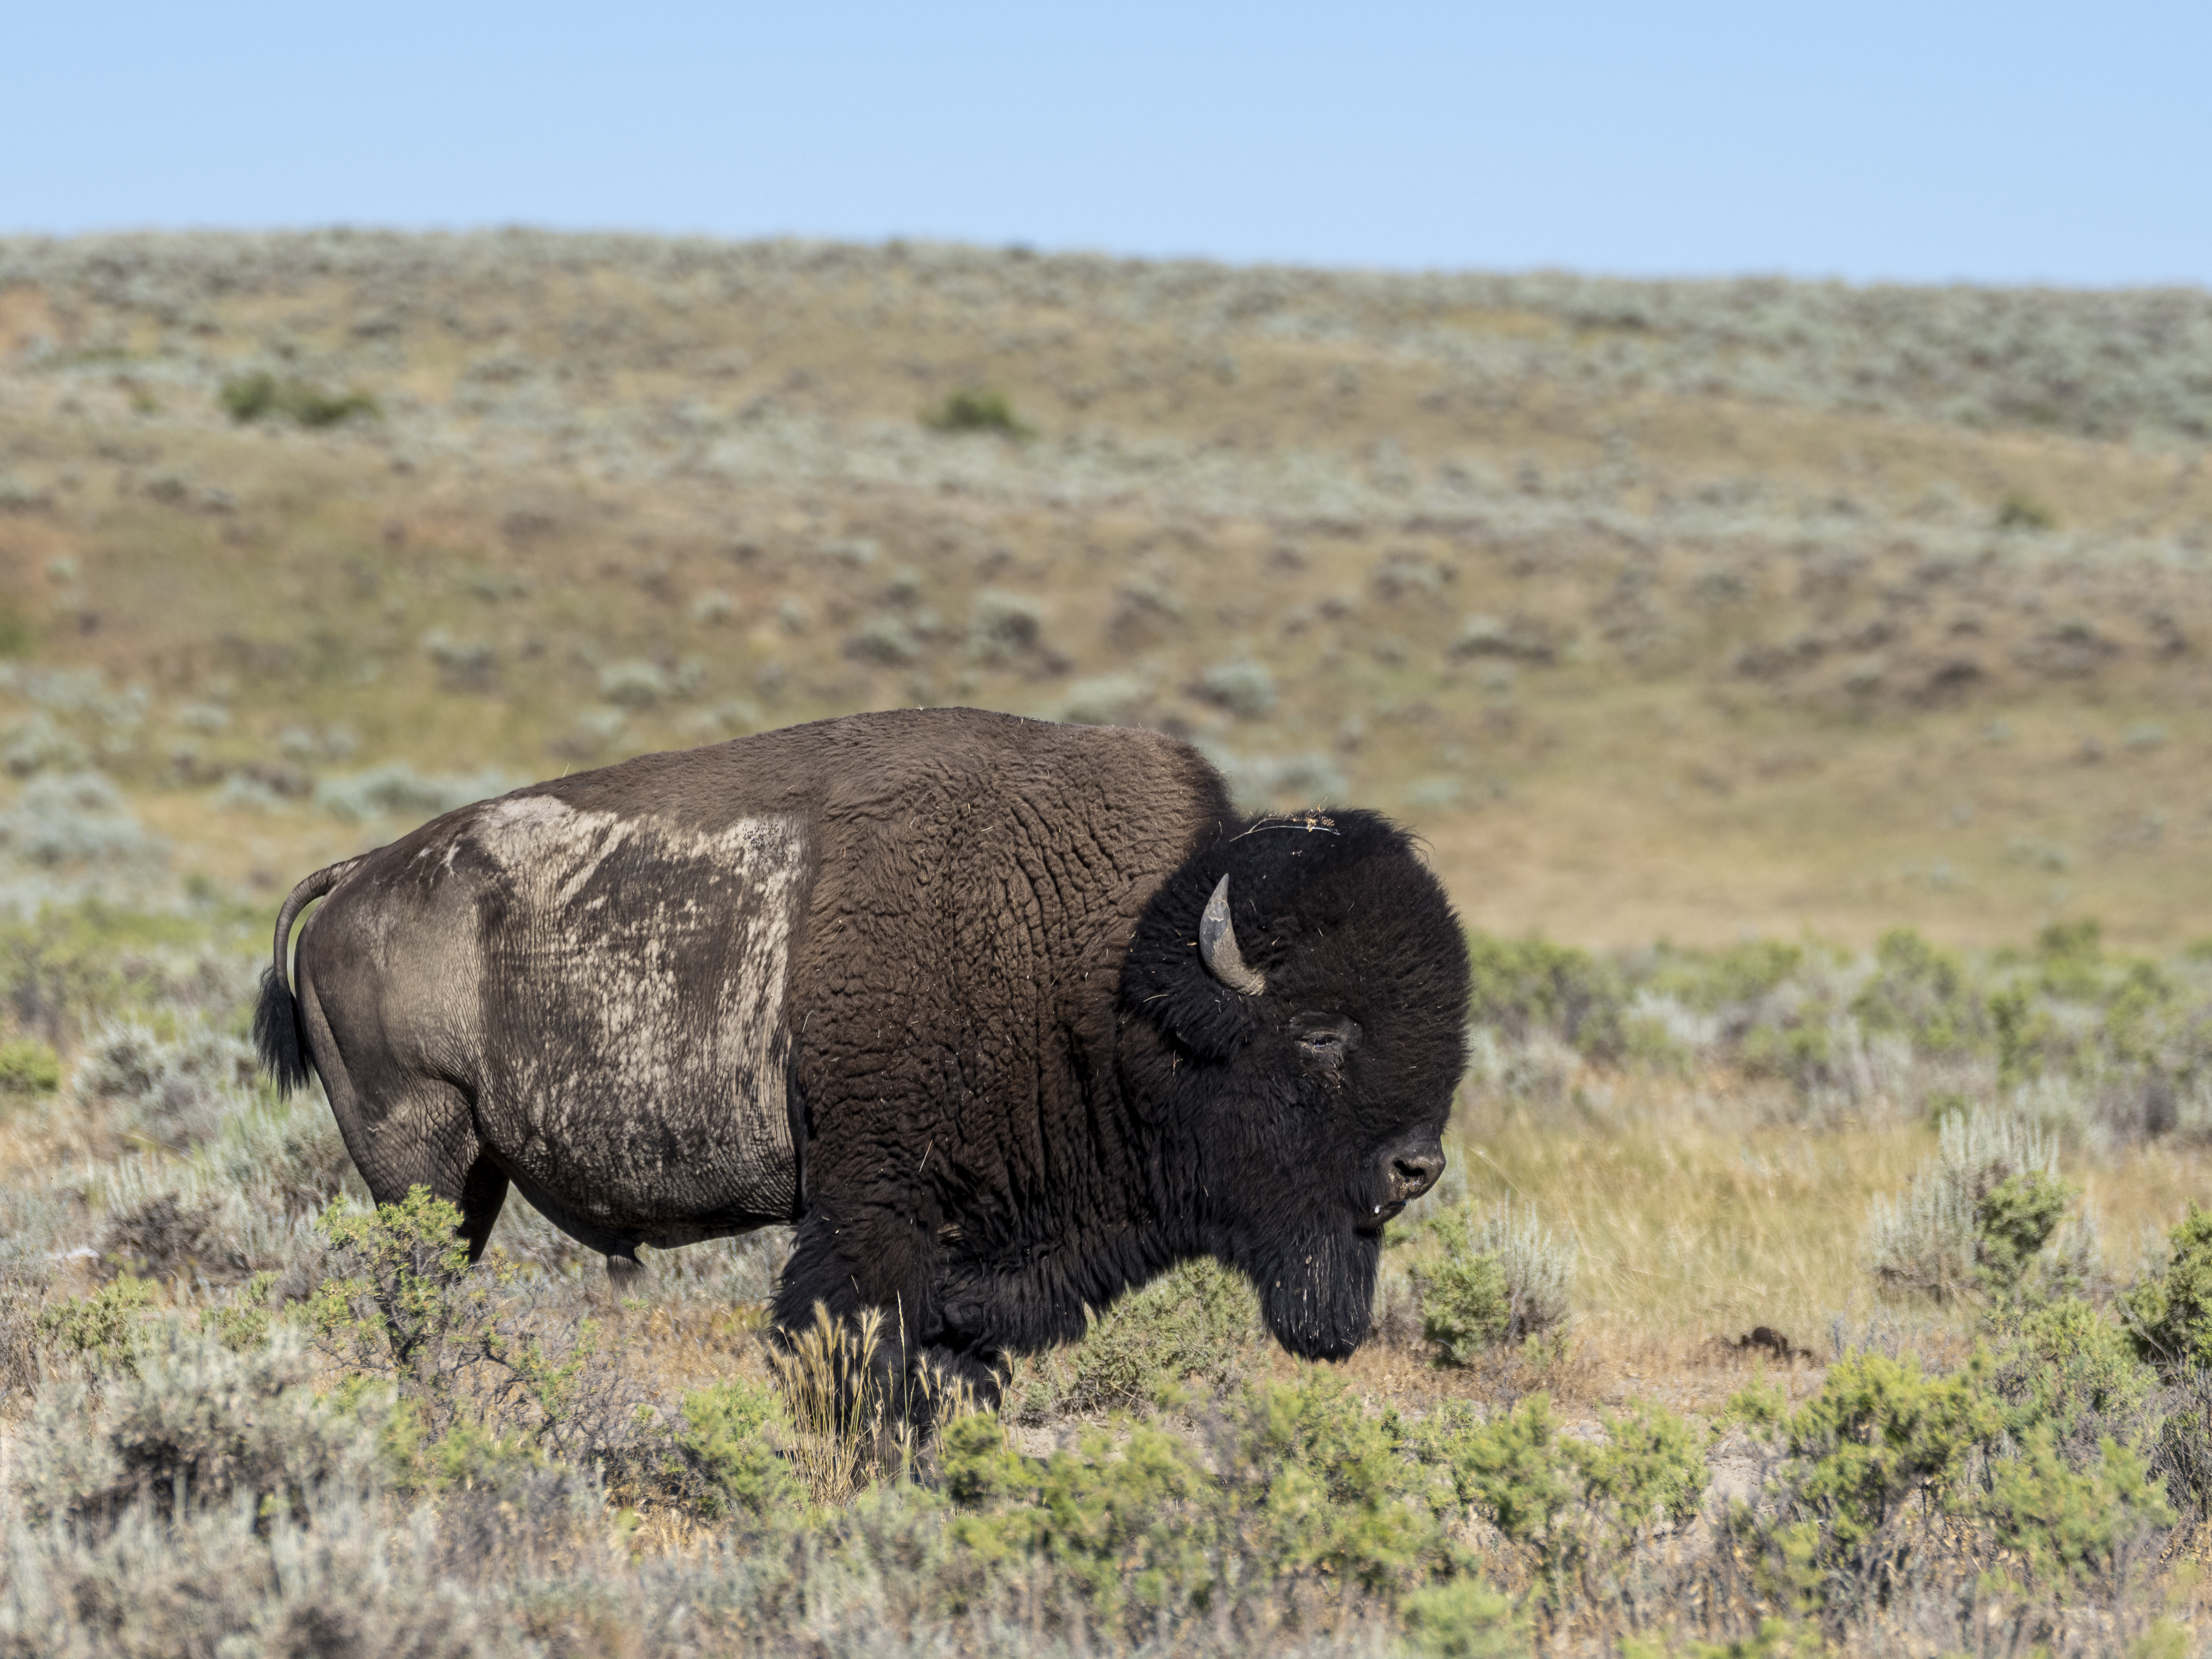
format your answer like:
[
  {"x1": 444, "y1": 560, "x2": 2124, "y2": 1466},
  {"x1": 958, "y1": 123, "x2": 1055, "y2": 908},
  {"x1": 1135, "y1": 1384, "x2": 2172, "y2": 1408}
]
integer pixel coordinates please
[
  {"x1": 253, "y1": 962, "x2": 314, "y2": 1095},
  {"x1": 257, "y1": 855, "x2": 360, "y2": 1096}
]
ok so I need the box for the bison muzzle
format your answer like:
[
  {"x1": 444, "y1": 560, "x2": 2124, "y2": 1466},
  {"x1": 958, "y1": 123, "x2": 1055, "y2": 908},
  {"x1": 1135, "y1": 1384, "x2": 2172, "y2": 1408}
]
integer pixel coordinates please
[{"x1": 255, "y1": 708, "x2": 1471, "y2": 1394}]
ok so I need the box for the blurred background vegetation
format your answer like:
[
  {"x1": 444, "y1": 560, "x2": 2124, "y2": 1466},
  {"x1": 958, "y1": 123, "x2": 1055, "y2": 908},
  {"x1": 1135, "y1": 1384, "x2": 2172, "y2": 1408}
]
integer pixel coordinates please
[{"x1": 0, "y1": 230, "x2": 2208, "y2": 943}]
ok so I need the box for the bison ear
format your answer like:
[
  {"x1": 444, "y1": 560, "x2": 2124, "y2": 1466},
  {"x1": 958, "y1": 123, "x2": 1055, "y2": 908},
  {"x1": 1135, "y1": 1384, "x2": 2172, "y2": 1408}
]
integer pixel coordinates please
[{"x1": 1199, "y1": 875, "x2": 1267, "y2": 996}]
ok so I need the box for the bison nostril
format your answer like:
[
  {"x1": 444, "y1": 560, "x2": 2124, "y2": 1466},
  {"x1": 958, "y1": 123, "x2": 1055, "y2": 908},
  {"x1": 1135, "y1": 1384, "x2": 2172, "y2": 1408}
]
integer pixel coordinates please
[{"x1": 1391, "y1": 1153, "x2": 1444, "y2": 1199}]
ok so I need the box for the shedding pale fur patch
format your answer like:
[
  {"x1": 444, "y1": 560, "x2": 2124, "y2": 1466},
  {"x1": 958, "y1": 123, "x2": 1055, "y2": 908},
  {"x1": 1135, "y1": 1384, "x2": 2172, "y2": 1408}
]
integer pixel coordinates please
[{"x1": 462, "y1": 795, "x2": 808, "y2": 1234}]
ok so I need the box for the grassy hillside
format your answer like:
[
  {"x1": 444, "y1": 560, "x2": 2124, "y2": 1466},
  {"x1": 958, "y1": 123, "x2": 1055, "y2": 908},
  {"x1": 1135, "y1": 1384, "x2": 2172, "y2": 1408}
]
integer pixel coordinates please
[{"x1": 1, "y1": 231, "x2": 2209, "y2": 944}]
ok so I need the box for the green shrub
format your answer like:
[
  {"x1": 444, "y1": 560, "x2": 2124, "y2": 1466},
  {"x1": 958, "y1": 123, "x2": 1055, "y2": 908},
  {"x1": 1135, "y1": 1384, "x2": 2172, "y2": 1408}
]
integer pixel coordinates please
[
  {"x1": 1413, "y1": 1395, "x2": 1579, "y2": 1548},
  {"x1": 672, "y1": 1376, "x2": 802, "y2": 1520},
  {"x1": 1988, "y1": 985, "x2": 2058, "y2": 1089},
  {"x1": 1041, "y1": 1256, "x2": 1262, "y2": 1414},
  {"x1": 1416, "y1": 1244, "x2": 1510, "y2": 1363},
  {"x1": 1722, "y1": 1343, "x2": 2170, "y2": 1627},
  {"x1": 947, "y1": 1369, "x2": 1479, "y2": 1631},
  {"x1": 1851, "y1": 928, "x2": 1985, "y2": 1056},
  {"x1": 0, "y1": 1034, "x2": 60, "y2": 1095},
  {"x1": 1866, "y1": 1111, "x2": 2073, "y2": 1302},
  {"x1": 1399, "y1": 1575, "x2": 1528, "y2": 1658},
  {"x1": 1465, "y1": 933, "x2": 1626, "y2": 1057},
  {"x1": 1235, "y1": 1373, "x2": 1450, "y2": 1594},
  {"x1": 1783, "y1": 1349, "x2": 2002, "y2": 1552},
  {"x1": 2119, "y1": 1203, "x2": 2212, "y2": 1375},
  {"x1": 1724, "y1": 1350, "x2": 2004, "y2": 1621},
  {"x1": 1410, "y1": 1392, "x2": 1703, "y2": 1613},
  {"x1": 310, "y1": 1187, "x2": 486, "y2": 1390},
  {"x1": 1975, "y1": 1170, "x2": 2076, "y2": 1292},
  {"x1": 201, "y1": 1271, "x2": 280, "y2": 1354},
  {"x1": 1411, "y1": 1201, "x2": 1574, "y2": 1364},
  {"x1": 37, "y1": 1275, "x2": 159, "y2": 1378},
  {"x1": 945, "y1": 1411, "x2": 1221, "y2": 1619},
  {"x1": 1991, "y1": 1296, "x2": 2156, "y2": 1456},
  {"x1": 1979, "y1": 1425, "x2": 2172, "y2": 1599},
  {"x1": 921, "y1": 387, "x2": 1029, "y2": 436},
  {"x1": 309, "y1": 1186, "x2": 624, "y2": 1470},
  {"x1": 1646, "y1": 938, "x2": 1807, "y2": 1011},
  {"x1": 1575, "y1": 1398, "x2": 1709, "y2": 1544}
]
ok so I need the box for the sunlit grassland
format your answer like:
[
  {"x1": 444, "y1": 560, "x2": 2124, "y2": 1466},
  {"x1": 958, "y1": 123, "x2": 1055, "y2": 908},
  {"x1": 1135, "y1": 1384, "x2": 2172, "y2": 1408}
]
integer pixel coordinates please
[{"x1": 5, "y1": 233, "x2": 2212, "y2": 1651}]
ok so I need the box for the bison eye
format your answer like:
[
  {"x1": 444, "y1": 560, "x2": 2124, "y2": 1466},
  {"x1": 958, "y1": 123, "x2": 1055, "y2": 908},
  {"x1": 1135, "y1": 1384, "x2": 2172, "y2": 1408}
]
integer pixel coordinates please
[{"x1": 1294, "y1": 1015, "x2": 1361, "y2": 1070}]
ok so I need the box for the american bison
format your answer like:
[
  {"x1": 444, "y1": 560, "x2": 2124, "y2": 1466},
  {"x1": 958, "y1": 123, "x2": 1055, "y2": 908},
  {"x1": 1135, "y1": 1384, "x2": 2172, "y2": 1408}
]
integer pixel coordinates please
[{"x1": 256, "y1": 708, "x2": 1471, "y2": 1391}]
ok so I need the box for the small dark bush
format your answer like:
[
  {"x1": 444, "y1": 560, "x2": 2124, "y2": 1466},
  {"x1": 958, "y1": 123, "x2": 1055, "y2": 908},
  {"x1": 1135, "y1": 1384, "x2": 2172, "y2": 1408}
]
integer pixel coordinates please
[
  {"x1": 1996, "y1": 493, "x2": 2059, "y2": 531},
  {"x1": 2120, "y1": 1204, "x2": 2212, "y2": 1376},
  {"x1": 98, "y1": 1195, "x2": 222, "y2": 1283},
  {"x1": 219, "y1": 371, "x2": 280, "y2": 421},
  {"x1": 219, "y1": 372, "x2": 378, "y2": 427},
  {"x1": 0, "y1": 1033, "x2": 60, "y2": 1095},
  {"x1": 0, "y1": 1265, "x2": 47, "y2": 1400},
  {"x1": 288, "y1": 386, "x2": 380, "y2": 427},
  {"x1": 922, "y1": 387, "x2": 1029, "y2": 436},
  {"x1": 0, "y1": 598, "x2": 35, "y2": 657}
]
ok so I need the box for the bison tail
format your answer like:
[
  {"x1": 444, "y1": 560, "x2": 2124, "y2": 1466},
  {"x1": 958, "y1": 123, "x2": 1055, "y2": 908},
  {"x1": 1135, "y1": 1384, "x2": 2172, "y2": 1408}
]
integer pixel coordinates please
[
  {"x1": 253, "y1": 963, "x2": 313, "y2": 1095},
  {"x1": 255, "y1": 857, "x2": 361, "y2": 1096}
]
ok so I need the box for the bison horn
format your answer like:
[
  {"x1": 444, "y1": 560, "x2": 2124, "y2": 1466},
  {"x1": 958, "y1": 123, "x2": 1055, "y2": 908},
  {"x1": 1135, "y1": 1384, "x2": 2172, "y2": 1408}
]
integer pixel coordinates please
[{"x1": 1199, "y1": 874, "x2": 1266, "y2": 996}]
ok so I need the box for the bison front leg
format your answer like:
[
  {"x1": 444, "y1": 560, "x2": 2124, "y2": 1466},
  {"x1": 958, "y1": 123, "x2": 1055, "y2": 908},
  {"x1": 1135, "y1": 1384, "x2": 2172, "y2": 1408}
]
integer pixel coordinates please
[{"x1": 774, "y1": 1207, "x2": 1004, "y2": 1424}]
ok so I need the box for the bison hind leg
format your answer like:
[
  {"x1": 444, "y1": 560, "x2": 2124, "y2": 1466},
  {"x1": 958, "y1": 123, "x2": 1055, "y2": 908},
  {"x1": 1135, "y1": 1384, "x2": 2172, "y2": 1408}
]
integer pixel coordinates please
[
  {"x1": 458, "y1": 1153, "x2": 509, "y2": 1262},
  {"x1": 606, "y1": 1245, "x2": 644, "y2": 1299}
]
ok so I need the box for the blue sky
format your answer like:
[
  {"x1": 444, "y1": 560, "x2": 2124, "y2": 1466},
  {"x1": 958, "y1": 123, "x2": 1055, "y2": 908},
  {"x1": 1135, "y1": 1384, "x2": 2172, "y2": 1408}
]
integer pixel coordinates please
[{"x1": 6, "y1": 0, "x2": 2206, "y2": 286}]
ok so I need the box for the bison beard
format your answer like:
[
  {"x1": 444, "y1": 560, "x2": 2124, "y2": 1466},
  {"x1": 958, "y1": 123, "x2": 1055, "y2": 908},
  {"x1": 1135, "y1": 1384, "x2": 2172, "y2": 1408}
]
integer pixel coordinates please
[
  {"x1": 254, "y1": 709, "x2": 1471, "y2": 1404},
  {"x1": 1250, "y1": 1224, "x2": 1382, "y2": 1362}
]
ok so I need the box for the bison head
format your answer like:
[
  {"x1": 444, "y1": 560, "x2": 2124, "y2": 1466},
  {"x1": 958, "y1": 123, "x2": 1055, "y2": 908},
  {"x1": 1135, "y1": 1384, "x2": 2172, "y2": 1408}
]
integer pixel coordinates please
[{"x1": 1119, "y1": 809, "x2": 1471, "y2": 1359}]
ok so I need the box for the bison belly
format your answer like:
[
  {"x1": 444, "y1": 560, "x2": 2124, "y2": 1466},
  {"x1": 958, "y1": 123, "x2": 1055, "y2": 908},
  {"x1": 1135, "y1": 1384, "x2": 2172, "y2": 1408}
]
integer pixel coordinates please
[{"x1": 464, "y1": 794, "x2": 810, "y2": 1242}]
